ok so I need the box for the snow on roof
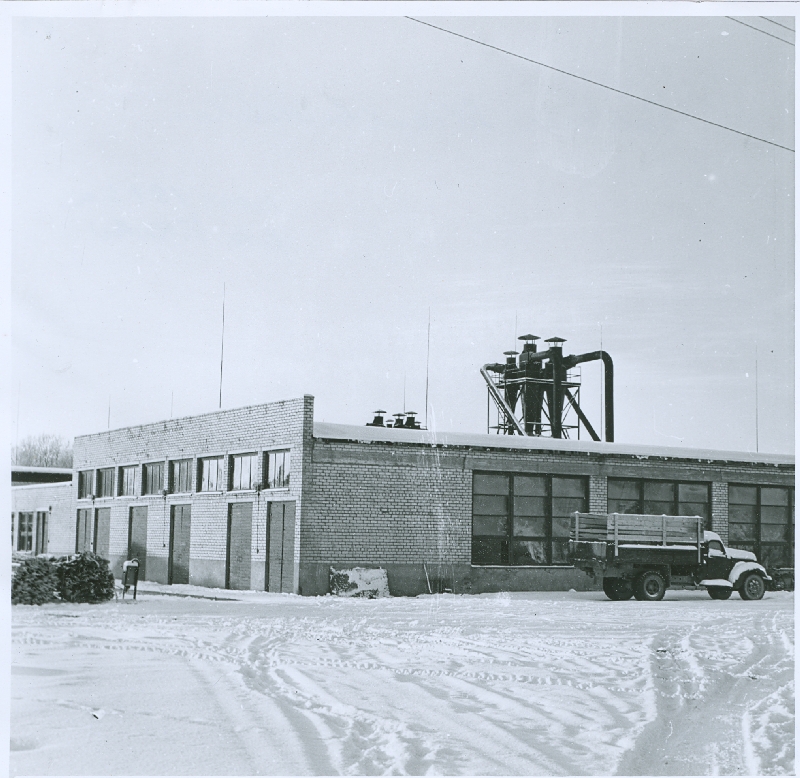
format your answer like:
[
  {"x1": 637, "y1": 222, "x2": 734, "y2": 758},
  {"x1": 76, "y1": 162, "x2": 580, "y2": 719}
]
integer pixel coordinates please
[
  {"x1": 11, "y1": 466, "x2": 73, "y2": 475},
  {"x1": 312, "y1": 423, "x2": 794, "y2": 467}
]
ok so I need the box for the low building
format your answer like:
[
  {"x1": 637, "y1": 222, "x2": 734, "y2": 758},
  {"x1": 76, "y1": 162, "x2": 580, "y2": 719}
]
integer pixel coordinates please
[
  {"x1": 15, "y1": 395, "x2": 795, "y2": 595},
  {"x1": 11, "y1": 467, "x2": 74, "y2": 555}
]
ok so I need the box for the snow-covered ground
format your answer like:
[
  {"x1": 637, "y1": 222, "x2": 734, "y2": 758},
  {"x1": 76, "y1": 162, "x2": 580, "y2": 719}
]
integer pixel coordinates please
[{"x1": 11, "y1": 586, "x2": 794, "y2": 776}]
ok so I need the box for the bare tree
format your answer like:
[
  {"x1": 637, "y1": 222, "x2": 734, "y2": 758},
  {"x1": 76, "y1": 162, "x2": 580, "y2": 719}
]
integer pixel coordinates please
[{"x1": 11, "y1": 434, "x2": 73, "y2": 468}]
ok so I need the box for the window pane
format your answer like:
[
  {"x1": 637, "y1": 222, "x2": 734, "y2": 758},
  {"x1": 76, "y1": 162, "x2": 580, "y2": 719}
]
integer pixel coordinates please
[
  {"x1": 551, "y1": 540, "x2": 571, "y2": 564},
  {"x1": 268, "y1": 451, "x2": 290, "y2": 488},
  {"x1": 761, "y1": 506, "x2": 790, "y2": 525},
  {"x1": 729, "y1": 485, "x2": 757, "y2": 505},
  {"x1": 678, "y1": 502, "x2": 709, "y2": 519},
  {"x1": 473, "y1": 474, "x2": 509, "y2": 495},
  {"x1": 729, "y1": 504, "x2": 758, "y2": 523},
  {"x1": 643, "y1": 501, "x2": 673, "y2": 516},
  {"x1": 729, "y1": 522, "x2": 756, "y2": 542},
  {"x1": 608, "y1": 479, "x2": 639, "y2": 500},
  {"x1": 551, "y1": 516, "x2": 572, "y2": 538},
  {"x1": 513, "y1": 516, "x2": 546, "y2": 537},
  {"x1": 678, "y1": 483, "x2": 709, "y2": 503},
  {"x1": 552, "y1": 497, "x2": 586, "y2": 517},
  {"x1": 514, "y1": 476, "x2": 547, "y2": 496},
  {"x1": 473, "y1": 495, "x2": 507, "y2": 516},
  {"x1": 552, "y1": 477, "x2": 586, "y2": 498},
  {"x1": 473, "y1": 515, "x2": 507, "y2": 536},
  {"x1": 472, "y1": 537, "x2": 505, "y2": 565},
  {"x1": 761, "y1": 487, "x2": 789, "y2": 506},
  {"x1": 608, "y1": 498, "x2": 640, "y2": 515},
  {"x1": 643, "y1": 481, "x2": 674, "y2": 501},
  {"x1": 513, "y1": 496, "x2": 547, "y2": 517},
  {"x1": 761, "y1": 524, "x2": 789, "y2": 542},
  {"x1": 510, "y1": 539, "x2": 547, "y2": 565}
]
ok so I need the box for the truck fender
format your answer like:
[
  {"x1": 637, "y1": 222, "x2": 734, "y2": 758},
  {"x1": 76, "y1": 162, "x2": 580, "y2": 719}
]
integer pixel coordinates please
[{"x1": 729, "y1": 561, "x2": 771, "y2": 589}]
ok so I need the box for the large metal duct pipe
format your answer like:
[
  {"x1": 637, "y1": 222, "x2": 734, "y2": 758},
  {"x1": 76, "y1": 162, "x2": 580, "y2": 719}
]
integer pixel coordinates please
[{"x1": 563, "y1": 350, "x2": 614, "y2": 442}]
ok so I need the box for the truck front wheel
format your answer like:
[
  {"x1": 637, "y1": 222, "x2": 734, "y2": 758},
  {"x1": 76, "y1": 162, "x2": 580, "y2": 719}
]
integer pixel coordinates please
[
  {"x1": 603, "y1": 578, "x2": 634, "y2": 601},
  {"x1": 634, "y1": 571, "x2": 666, "y2": 602},
  {"x1": 739, "y1": 573, "x2": 766, "y2": 601}
]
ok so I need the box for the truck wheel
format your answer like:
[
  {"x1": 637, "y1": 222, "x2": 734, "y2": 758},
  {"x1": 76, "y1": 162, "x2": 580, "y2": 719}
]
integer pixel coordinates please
[
  {"x1": 603, "y1": 579, "x2": 633, "y2": 601},
  {"x1": 739, "y1": 573, "x2": 766, "y2": 601},
  {"x1": 634, "y1": 571, "x2": 666, "y2": 602},
  {"x1": 707, "y1": 587, "x2": 732, "y2": 600}
]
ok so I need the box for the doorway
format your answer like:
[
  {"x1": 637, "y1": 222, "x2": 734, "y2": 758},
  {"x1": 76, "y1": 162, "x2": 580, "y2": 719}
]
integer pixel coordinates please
[
  {"x1": 226, "y1": 503, "x2": 252, "y2": 590},
  {"x1": 169, "y1": 504, "x2": 191, "y2": 585},
  {"x1": 128, "y1": 506, "x2": 148, "y2": 579}
]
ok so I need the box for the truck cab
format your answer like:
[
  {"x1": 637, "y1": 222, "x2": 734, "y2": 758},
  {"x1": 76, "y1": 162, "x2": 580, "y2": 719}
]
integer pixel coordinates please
[{"x1": 699, "y1": 531, "x2": 769, "y2": 600}]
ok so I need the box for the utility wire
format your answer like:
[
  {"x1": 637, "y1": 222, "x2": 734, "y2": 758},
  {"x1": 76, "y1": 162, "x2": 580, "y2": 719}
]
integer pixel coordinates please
[
  {"x1": 759, "y1": 16, "x2": 795, "y2": 33},
  {"x1": 725, "y1": 16, "x2": 794, "y2": 46},
  {"x1": 406, "y1": 17, "x2": 794, "y2": 153}
]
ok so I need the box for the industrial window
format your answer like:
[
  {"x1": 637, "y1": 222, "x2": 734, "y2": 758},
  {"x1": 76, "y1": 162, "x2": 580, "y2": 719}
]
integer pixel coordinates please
[
  {"x1": 77, "y1": 470, "x2": 94, "y2": 499},
  {"x1": 729, "y1": 485, "x2": 794, "y2": 569},
  {"x1": 230, "y1": 453, "x2": 257, "y2": 491},
  {"x1": 199, "y1": 457, "x2": 224, "y2": 491},
  {"x1": 607, "y1": 479, "x2": 711, "y2": 529},
  {"x1": 266, "y1": 450, "x2": 290, "y2": 489},
  {"x1": 119, "y1": 465, "x2": 136, "y2": 496},
  {"x1": 169, "y1": 459, "x2": 192, "y2": 494},
  {"x1": 96, "y1": 468, "x2": 115, "y2": 498},
  {"x1": 472, "y1": 473, "x2": 587, "y2": 566},
  {"x1": 142, "y1": 462, "x2": 165, "y2": 495},
  {"x1": 17, "y1": 512, "x2": 33, "y2": 552}
]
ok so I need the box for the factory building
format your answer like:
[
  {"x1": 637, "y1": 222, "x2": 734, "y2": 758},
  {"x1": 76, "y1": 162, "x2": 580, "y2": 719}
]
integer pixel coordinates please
[{"x1": 13, "y1": 394, "x2": 793, "y2": 596}]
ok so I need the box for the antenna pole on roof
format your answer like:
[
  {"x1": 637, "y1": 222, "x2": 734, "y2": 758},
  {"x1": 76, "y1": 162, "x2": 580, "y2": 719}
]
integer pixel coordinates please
[
  {"x1": 108, "y1": 396, "x2": 111, "y2": 430},
  {"x1": 425, "y1": 308, "x2": 431, "y2": 429},
  {"x1": 219, "y1": 282, "x2": 226, "y2": 410},
  {"x1": 755, "y1": 343, "x2": 759, "y2": 453}
]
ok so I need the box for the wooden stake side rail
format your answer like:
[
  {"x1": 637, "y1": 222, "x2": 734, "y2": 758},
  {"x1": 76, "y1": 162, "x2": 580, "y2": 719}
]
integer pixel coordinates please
[{"x1": 572, "y1": 512, "x2": 703, "y2": 561}]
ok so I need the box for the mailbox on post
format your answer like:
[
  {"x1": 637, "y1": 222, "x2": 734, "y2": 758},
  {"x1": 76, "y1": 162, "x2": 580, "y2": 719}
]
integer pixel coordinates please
[{"x1": 122, "y1": 559, "x2": 140, "y2": 600}]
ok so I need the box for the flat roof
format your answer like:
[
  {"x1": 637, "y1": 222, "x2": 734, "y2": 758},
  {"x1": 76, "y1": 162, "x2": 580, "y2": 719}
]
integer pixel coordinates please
[
  {"x1": 11, "y1": 466, "x2": 73, "y2": 475},
  {"x1": 312, "y1": 423, "x2": 794, "y2": 467}
]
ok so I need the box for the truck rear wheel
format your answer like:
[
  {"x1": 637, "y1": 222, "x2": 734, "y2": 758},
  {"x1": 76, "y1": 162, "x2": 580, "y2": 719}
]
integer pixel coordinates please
[
  {"x1": 634, "y1": 571, "x2": 666, "y2": 602},
  {"x1": 739, "y1": 573, "x2": 766, "y2": 601},
  {"x1": 602, "y1": 578, "x2": 633, "y2": 601},
  {"x1": 707, "y1": 587, "x2": 732, "y2": 600}
]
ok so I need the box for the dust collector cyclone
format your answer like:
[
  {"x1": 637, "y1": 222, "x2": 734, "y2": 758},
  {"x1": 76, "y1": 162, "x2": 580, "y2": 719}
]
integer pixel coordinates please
[{"x1": 481, "y1": 335, "x2": 614, "y2": 442}]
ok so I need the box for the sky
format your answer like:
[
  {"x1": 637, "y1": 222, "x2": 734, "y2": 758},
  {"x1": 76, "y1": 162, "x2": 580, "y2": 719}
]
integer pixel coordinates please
[{"x1": 8, "y1": 7, "x2": 795, "y2": 455}]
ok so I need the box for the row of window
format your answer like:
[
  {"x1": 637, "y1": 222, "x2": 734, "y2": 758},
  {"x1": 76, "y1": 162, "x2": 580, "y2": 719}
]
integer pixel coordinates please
[
  {"x1": 78, "y1": 450, "x2": 290, "y2": 499},
  {"x1": 472, "y1": 473, "x2": 793, "y2": 568}
]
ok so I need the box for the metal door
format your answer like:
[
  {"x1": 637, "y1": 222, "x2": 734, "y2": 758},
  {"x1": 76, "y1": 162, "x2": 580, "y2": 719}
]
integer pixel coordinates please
[
  {"x1": 169, "y1": 505, "x2": 191, "y2": 585},
  {"x1": 76, "y1": 509, "x2": 92, "y2": 553},
  {"x1": 128, "y1": 506, "x2": 148, "y2": 579},
  {"x1": 266, "y1": 501, "x2": 295, "y2": 593},
  {"x1": 226, "y1": 503, "x2": 252, "y2": 590},
  {"x1": 93, "y1": 508, "x2": 111, "y2": 558}
]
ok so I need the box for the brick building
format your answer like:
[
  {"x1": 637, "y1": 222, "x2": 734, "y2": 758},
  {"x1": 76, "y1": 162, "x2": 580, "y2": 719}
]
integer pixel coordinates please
[{"x1": 13, "y1": 395, "x2": 795, "y2": 595}]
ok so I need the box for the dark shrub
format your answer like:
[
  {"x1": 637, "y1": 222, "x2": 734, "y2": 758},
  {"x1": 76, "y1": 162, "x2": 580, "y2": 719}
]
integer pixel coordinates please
[
  {"x1": 12, "y1": 557, "x2": 59, "y2": 605},
  {"x1": 56, "y1": 552, "x2": 115, "y2": 604}
]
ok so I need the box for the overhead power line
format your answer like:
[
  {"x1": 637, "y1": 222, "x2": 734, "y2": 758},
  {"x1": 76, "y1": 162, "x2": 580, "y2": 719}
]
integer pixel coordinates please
[
  {"x1": 725, "y1": 16, "x2": 794, "y2": 46},
  {"x1": 406, "y1": 17, "x2": 794, "y2": 154},
  {"x1": 759, "y1": 16, "x2": 796, "y2": 33}
]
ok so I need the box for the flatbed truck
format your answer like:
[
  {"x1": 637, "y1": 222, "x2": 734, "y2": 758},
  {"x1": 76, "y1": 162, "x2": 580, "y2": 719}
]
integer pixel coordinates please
[{"x1": 569, "y1": 512, "x2": 771, "y2": 601}]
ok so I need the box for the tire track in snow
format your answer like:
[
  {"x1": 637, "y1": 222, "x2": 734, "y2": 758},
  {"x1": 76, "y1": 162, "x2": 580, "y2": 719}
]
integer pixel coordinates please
[{"x1": 615, "y1": 607, "x2": 794, "y2": 776}]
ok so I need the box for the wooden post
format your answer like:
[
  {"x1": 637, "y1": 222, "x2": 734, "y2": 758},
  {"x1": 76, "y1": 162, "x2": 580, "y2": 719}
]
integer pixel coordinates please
[
  {"x1": 613, "y1": 513, "x2": 619, "y2": 557},
  {"x1": 574, "y1": 511, "x2": 580, "y2": 542},
  {"x1": 662, "y1": 515, "x2": 667, "y2": 546}
]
